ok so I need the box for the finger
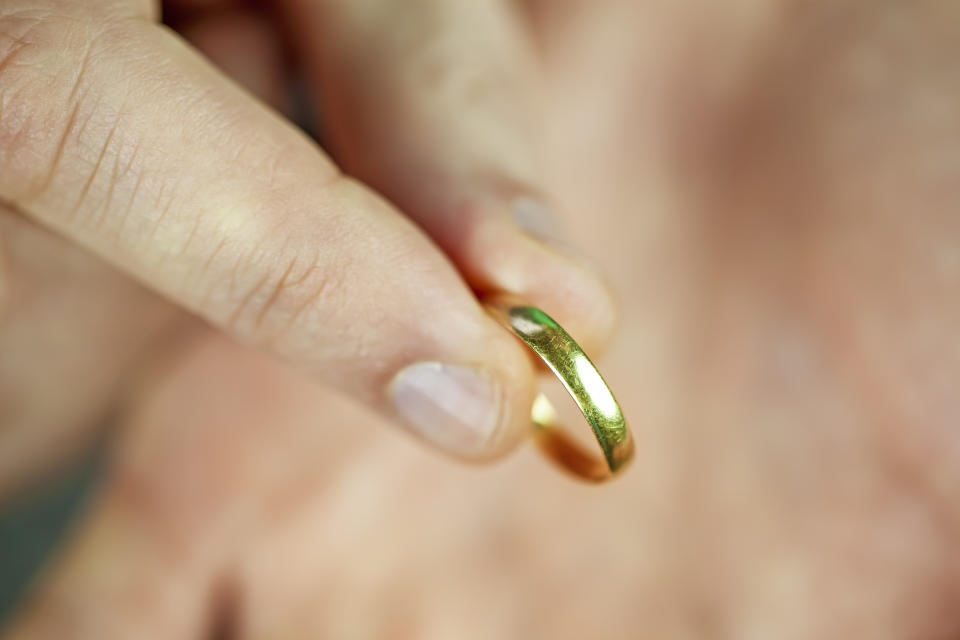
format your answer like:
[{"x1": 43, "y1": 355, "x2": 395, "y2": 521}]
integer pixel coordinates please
[
  {"x1": 0, "y1": 3, "x2": 534, "y2": 458},
  {"x1": 3, "y1": 500, "x2": 210, "y2": 639},
  {"x1": 281, "y1": 0, "x2": 618, "y2": 355}
]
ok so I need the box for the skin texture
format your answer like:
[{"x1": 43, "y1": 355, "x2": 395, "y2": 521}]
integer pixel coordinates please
[
  {"x1": 3, "y1": 0, "x2": 960, "y2": 638},
  {"x1": 0, "y1": 0, "x2": 620, "y2": 479}
]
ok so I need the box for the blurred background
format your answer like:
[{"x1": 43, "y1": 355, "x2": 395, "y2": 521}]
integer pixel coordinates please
[
  {"x1": 2, "y1": 1, "x2": 960, "y2": 638},
  {"x1": 0, "y1": 454, "x2": 101, "y2": 622}
]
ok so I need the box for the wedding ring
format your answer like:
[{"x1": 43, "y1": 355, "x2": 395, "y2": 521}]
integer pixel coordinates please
[{"x1": 485, "y1": 296, "x2": 633, "y2": 482}]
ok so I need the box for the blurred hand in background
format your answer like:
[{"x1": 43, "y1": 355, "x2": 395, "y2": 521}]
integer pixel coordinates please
[{"x1": 3, "y1": 1, "x2": 960, "y2": 638}]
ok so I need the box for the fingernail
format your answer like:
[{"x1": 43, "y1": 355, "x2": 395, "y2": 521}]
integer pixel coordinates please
[
  {"x1": 510, "y1": 196, "x2": 567, "y2": 247},
  {"x1": 389, "y1": 362, "x2": 502, "y2": 455}
]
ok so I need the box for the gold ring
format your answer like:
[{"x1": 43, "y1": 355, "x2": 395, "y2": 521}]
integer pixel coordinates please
[{"x1": 485, "y1": 296, "x2": 633, "y2": 482}]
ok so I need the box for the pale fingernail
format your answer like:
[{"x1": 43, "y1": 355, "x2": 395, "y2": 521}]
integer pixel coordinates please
[
  {"x1": 389, "y1": 362, "x2": 502, "y2": 455},
  {"x1": 510, "y1": 195, "x2": 567, "y2": 247}
]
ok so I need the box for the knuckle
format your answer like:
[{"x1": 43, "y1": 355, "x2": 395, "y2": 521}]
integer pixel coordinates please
[
  {"x1": 387, "y1": 19, "x2": 510, "y2": 112},
  {"x1": 0, "y1": 8, "x2": 140, "y2": 208},
  {"x1": 411, "y1": 47, "x2": 503, "y2": 109},
  {"x1": 0, "y1": 9, "x2": 56, "y2": 186},
  {"x1": 221, "y1": 241, "x2": 347, "y2": 349}
]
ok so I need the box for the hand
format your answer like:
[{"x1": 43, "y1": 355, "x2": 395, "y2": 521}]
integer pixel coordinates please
[
  {"x1": 6, "y1": 1, "x2": 960, "y2": 638},
  {"x1": 0, "y1": 0, "x2": 616, "y2": 499}
]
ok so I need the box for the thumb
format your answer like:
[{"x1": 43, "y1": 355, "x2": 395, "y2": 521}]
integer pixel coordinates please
[{"x1": 0, "y1": 2, "x2": 534, "y2": 458}]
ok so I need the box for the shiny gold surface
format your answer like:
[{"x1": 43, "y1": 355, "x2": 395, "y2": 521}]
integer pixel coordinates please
[{"x1": 485, "y1": 296, "x2": 634, "y2": 482}]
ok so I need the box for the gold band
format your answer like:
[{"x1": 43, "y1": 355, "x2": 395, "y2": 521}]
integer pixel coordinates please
[{"x1": 485, "y1": 296, "x2": 633, "y2": 482}]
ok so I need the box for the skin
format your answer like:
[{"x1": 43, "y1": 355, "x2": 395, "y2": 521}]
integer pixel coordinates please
[
  {"x1": 3, "y1": 0, "x2": 960, "y2": 638},
  {"x1": 0, "y1": 0, "x2": 618, "y2": 486}
]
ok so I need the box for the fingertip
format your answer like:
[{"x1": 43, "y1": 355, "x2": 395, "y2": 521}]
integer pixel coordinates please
[
  {"x1": 475, "y1": 317, "x2": 541, "y2": 461},
  {"x1": 434, "y1": 190, "x2": 620, "y2": 358},
  {"x1": 385, "y1": 307, "x2": 537, "y2": 462},
  {"x1": 507, "y1": 227, "x2": 620, "y2": 358}
]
